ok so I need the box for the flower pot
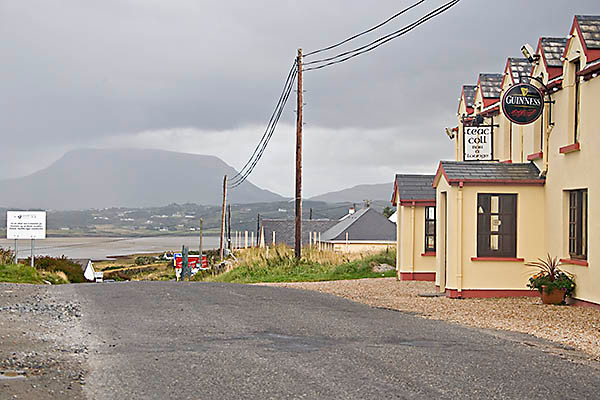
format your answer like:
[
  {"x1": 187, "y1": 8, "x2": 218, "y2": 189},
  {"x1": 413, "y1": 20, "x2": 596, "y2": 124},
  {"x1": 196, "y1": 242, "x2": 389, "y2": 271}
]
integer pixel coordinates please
[{"x1": 540, "y1": 285, "x2": 566, "y2": 305}]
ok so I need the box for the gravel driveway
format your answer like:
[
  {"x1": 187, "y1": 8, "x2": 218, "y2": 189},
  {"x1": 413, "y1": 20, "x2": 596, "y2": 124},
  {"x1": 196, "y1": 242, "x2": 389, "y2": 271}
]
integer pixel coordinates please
[{"x1": 261, "y1": 278, "x2": 600, "y2": 360}]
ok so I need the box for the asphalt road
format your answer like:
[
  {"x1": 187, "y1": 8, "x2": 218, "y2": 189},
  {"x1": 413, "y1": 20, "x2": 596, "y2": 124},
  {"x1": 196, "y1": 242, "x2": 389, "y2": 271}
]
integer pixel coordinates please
[{"x1": 54, "y1": 281, "x2": 600, "y2": 399}]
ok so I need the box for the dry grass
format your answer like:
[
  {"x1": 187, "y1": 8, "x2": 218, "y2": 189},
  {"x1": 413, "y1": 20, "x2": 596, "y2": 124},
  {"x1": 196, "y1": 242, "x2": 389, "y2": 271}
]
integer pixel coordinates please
[
  {"x1": 233, "y1": 245, "x2": 367, "y2": 266},
  {"x1": 262, "y1": 278, "x2": 600, "y2": 360}
]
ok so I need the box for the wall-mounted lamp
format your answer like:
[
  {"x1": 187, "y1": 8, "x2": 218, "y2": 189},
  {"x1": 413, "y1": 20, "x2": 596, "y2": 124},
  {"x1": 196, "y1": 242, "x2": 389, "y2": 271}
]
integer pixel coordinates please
[{"x1": 521, "y1": 43, "x2": 540, "y2": 63}]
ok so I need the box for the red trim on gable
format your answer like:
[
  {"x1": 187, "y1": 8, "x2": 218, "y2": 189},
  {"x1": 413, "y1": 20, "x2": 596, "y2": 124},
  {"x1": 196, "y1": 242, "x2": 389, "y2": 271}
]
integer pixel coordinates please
[
  {"x1": 446, "y1": 289, "x2": 538, "y2": 299},
  {"x1": 482, "y1": 98, "x2": 499, "y2": 107},
  {"x1": 578, "y1": 61, "x2": 600, "y2": 80},
  {"x1": 448, "y1": 179, "x2": 545, "y2": 186},
  {"x1": 471, "y1": 257, "x2": 525, "y2": 262},
  {"x1": 399, "y1": 199, "x2": 436, "y2": 207},
  {"x1": 391, "y1": 180, "x2": 398, "y2": 205},
  {"x1": 559, "y1": 142, "x2": 580, "y2": 154},
  {"x1": 400, "y1": 272, "x2": 436, "y2": 282},
  {"x1": 560, "y1": 258, "x2": 588, "y2": 267},
  {"x1": 433, "y1": 162, "x2": 449, "y2": 188},
  {"x1": 527, "y1": 151, "x2": 543, "y2": 161}
]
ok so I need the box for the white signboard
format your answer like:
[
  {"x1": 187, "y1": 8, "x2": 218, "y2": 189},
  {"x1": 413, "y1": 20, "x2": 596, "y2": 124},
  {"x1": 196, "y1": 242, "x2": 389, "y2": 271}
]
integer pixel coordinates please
[
  {"x1": 464, "y1": 126, "x2": 493, "y2": 161},
  {"x1": 6, "y1": 211, "x2": 47, "y2": 239},
  {"x1": 94, "y1": 271, "x2": 104, "y2": 283}
]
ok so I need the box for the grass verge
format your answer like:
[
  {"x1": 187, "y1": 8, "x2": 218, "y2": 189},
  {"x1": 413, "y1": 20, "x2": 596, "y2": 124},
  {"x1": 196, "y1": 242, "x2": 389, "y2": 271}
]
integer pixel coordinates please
[
  {"x1": 204, "y1": 246, "x2": 396, "y2": 284},
  {"x1": 0, "y1": 264, "x2": 45, "y2": 284}
]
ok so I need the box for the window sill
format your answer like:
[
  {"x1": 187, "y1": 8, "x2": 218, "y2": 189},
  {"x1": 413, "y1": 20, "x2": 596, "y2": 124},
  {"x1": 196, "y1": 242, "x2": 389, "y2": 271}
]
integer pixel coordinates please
[
  {"x1": 560, "y1": 258, "x2": 588, "y2": 267},
  {"x1": 421, "y1": 252, "x2": 436, "y2": 257},
  {"x1": 527, "y1": 151, "x2": 543, "y2": 161},
  {"x1": 471, "y1": 257, "x2": 525, "y2": 262},
  {"x1": 559, "y1": 142, "x2": 580, "y2": 154}
]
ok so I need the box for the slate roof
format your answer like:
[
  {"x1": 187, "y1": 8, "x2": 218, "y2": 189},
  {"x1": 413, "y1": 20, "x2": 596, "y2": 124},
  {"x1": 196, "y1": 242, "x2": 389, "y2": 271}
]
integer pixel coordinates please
[
  {"x1": 478, "y1": 74, "x2": 503, "y2": 98},
  {"x1": 540, "y1": 37, "x2": 567, "y2": 68},
  {"x1": 393, "y1": 174, "x2": 435, "y2": 204},
  {"x1": 321, "y1": 207, "x2": 396, "y2": 242},
  {"x1": 462, "y1": 85, "x2": 476, "y2": 108},
  {"x1": 436, "y1": 161, "x2": 545, "y2": 185},
  {"x1": 260, "y1": 219, "x2": 338, "y2": 247},
  {"x1": 577, "y1": 15, "x2": 600, "y2": 49},
  {"x1": 508, "y1": 58, "x2": 531, "y2": 83}
]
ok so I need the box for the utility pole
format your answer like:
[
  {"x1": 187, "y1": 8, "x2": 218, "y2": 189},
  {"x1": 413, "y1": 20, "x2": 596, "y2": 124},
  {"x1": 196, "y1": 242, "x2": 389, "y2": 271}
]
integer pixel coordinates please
[
  {"x1": 220, "y1": 175, "x2": 227, "y2": 260},
  {"x1": 295, "y1": 48, "x2": 303, "y2": 259}
]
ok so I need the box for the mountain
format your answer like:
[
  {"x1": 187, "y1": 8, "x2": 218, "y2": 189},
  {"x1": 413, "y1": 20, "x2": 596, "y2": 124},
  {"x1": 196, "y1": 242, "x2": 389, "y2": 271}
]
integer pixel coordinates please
[
  {"x1": 0, "y1": 149, "x2": 284, "y2": 210},
  {"x1": 310, "y1": 183, "x2": 393, "y2": 204}
]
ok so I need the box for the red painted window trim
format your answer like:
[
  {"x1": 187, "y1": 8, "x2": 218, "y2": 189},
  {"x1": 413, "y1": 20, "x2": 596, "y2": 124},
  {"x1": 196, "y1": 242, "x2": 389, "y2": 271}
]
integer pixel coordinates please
[
  {"x1": 527, "y1": 151, "x2": 543, "y2": 161},
  {"x1": 470, "y1": 257, "x2": 525, "y2": 262},
  {"x1": 559, "y1": 142, "x2": 581, "y2": 154},
  {"x1": 560, "y1": 258, "x2": 588, "y2": 267},
  {"x1": 421, "y1": 252, "x2": 436, "y2": 257}
]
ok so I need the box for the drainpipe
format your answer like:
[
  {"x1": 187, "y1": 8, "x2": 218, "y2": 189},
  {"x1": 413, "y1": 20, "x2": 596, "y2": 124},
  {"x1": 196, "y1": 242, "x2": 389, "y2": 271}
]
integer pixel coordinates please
[
  {"x1": 542, "y1": 104, "x2": 554, "y2": 177},
  {"x1": 410, "y1": 202, "x2": 416, "y2": 276},
  {"x1": 457, "y1": 182, "x2": 464, "y2": 296}
]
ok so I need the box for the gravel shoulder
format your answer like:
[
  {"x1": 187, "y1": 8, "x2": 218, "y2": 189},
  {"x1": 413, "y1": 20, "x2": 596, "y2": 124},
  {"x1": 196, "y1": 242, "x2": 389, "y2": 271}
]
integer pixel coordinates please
[
  {"x1": 0, "y1": 283, "x2": 87, "y2": 399},
  {"x1": 259, "y1": 278, "x2": 600, "y2": 360}
]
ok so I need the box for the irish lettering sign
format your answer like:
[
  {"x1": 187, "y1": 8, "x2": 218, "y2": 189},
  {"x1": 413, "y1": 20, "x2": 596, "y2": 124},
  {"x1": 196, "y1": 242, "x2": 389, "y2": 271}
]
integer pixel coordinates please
[
  {"x1": 6, "y1": 211, "x2": 47, "y2": 240},
  {"x1": 502, "y1": 83, "x2": 543, "y2": 125},
  {"x1": 463, "y1": 126, "x2": 492, "y2": 161}
]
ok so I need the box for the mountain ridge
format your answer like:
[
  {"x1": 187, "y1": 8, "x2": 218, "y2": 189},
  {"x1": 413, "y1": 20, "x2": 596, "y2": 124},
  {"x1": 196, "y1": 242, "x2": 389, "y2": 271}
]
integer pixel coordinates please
[{"x1": 0, "y1": 148, "x2": 284, "y2": 210}]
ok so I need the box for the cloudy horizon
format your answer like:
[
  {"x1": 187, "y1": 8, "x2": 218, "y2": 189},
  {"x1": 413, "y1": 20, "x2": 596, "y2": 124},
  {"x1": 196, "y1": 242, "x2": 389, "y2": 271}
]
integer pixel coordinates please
[{"x1": 2, "y1": 0, "x2": 599, "y2": 198}]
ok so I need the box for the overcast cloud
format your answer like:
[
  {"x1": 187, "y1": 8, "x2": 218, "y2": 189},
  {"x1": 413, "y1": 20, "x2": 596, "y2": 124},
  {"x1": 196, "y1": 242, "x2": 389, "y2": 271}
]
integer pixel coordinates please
[{"x1": 2, "y1": 0, "x2": 599, "y2": 198}]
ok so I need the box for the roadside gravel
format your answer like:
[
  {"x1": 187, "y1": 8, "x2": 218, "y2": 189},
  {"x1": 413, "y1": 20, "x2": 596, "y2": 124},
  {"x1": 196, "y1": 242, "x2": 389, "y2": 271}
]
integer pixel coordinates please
[
  {"x1": 260, "y1": 278, "x2": 600, "y2": 360},
  {"x1": 0, "y1": 283, "x2": 87, "y2": 399}
]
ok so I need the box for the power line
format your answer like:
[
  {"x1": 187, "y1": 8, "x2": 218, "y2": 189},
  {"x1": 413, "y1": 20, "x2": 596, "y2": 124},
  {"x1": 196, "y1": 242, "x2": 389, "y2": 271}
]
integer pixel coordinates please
[
  {"x1": 229, "y1": 61, "x2": 298, "y2": 185},
  {"x1": 304, "y1": 0, "x2": 460, "y2": 72},
  {"x1": 229, "y1": 64, "x2": 298, "y2": 189},
  {"x1": 304, "y1": 0, "x2": 427, "y2": 58}
]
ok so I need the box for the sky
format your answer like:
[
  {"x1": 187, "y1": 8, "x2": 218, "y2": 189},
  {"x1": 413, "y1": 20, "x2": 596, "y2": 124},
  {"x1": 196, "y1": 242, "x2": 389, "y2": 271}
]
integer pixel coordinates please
[{"x1": 2, "y1": 0, "x2": 600, "y2": 198}]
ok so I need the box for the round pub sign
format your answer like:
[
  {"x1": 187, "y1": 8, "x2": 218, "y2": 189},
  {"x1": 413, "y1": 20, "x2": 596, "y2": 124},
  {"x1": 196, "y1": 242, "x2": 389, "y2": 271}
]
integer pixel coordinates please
[{"x1": 501, "y1": 83, "x2": 544, "y2": 125}]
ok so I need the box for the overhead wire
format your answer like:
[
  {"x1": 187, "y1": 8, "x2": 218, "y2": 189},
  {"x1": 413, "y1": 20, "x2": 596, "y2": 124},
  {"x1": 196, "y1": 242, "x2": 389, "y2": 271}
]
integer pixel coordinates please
[
  {"x1": 229, "y1": 63, "x2": 298, "y2": 189},
  {"x1": 304, "y1": 0, "x2": 427, "y2": 58},
  {"x1": 229, "y1": 60, "x2": 298, "y2": 186},
  {"x1": 303, "y1": 0, "x2": 461, "y2": 72}
]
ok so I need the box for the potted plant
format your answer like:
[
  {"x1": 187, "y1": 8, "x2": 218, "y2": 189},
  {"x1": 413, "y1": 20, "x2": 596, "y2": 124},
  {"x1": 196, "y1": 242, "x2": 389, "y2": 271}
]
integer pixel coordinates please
[{"x1": 526, "y1": 255, "x2": 575, "y2": 305}]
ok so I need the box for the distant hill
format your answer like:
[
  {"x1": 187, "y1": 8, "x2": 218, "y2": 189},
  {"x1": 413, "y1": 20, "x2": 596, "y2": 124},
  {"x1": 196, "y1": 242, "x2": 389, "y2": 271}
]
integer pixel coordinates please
[
  {"x1": 0, "y1": 149, "x2": 284, "y2": 210},
  {"x1": 310, "y1": 183, "x2": 393, "y2": 204}
]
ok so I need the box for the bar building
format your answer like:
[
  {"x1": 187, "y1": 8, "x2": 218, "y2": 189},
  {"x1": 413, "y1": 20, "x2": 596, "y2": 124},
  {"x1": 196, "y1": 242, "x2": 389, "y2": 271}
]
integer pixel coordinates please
[{"x1": 393, "y1": 15, "x2": 600, "y2": 307}]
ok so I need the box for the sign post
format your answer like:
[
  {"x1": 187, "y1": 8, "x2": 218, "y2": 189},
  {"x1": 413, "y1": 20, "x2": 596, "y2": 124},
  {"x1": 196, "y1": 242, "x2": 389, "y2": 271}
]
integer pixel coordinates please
[{"x1": 6, "y1": 211, "x2": 46, "y2": 268}]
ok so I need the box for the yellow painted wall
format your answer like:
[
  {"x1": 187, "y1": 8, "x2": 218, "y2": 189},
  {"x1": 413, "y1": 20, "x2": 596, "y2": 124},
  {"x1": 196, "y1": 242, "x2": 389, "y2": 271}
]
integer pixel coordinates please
[
  {"x1": 397, "y1": 205, "x2": 436, "y2": 276},
  {"x1": 541, "y1": 60, "x2": 599, "y2": 304},
  {"x1": 435, "y1": 176, "x2": 546, "y2": 291}
]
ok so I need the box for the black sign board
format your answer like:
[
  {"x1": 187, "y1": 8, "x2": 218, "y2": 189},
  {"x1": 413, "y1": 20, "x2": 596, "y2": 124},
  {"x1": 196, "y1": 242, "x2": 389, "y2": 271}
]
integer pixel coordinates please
[{"x1": 501, "y1": 83, "x2": 543, "y2": 125}]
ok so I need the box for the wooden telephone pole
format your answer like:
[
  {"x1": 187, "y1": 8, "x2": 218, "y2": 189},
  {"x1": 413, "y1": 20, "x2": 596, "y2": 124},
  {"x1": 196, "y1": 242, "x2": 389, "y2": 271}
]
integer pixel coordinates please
[
  {"x1": 295, "y1": 48, "x2": 303, "y2": 259},
  {"x1": 220, "y1": 175, "x2": 227, "y2": 260}
]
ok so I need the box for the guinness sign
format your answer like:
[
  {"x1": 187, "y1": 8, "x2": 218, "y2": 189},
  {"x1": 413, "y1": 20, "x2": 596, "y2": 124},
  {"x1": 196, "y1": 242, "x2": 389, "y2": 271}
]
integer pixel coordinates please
[{"x1": 501, "y1": 83, "x2": 543, "y2": 125}]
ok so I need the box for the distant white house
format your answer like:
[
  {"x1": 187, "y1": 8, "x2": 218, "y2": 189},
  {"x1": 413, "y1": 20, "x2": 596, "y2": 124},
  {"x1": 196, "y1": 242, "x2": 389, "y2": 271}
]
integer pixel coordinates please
[
  {"x1": 388, "y1": 211, "x2": 397, "y2": 223},
  {"x1": 73, "y1": 259, "x2": 96, "y2": 281}
]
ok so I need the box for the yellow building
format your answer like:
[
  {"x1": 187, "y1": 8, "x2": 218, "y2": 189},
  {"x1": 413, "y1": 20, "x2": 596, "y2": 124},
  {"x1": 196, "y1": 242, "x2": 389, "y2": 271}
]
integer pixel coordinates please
[
  {"x1": 430, "y1": 15, "x2": 600, "y2": 306},
  {"x1": 391, "y1": 175, "x2": 436, "y2": 281}
]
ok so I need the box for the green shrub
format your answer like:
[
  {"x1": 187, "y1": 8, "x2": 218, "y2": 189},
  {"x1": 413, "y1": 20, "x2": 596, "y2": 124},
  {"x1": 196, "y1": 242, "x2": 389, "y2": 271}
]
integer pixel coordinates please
[{"x1": 27, "y1": 256, "x2": 86, "y2": 283}]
